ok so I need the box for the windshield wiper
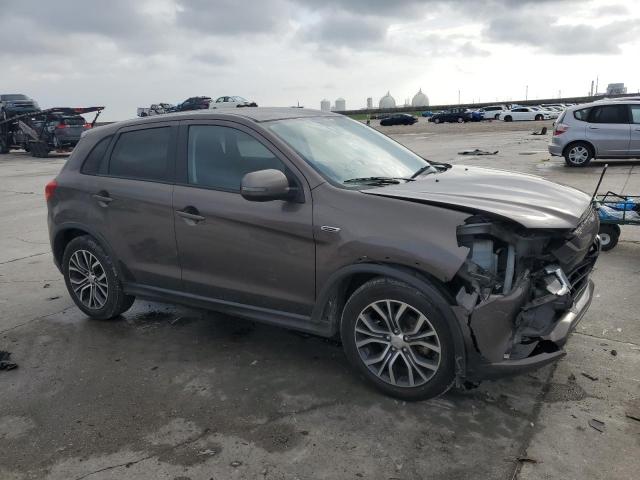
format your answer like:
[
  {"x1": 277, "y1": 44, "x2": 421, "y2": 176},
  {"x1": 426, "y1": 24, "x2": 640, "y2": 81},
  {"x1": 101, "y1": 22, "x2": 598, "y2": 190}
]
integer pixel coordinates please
[
  {"x1": 343, "y1": 176, "x2": 411, "y2": 185},
  {"x1": 411, "y1": 163, "x2": 450, "y2": 178}
]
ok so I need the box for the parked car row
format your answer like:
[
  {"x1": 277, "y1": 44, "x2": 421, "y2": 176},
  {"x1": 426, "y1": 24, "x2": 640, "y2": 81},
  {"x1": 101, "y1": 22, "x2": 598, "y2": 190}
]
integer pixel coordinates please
[{"x1": 137, "y1": 96, "x2": 257, "y2": 117}]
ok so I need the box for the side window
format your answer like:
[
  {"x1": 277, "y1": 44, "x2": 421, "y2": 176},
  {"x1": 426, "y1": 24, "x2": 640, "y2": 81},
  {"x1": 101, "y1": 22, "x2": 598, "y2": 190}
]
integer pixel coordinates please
[
  {"x1": 187, "y1": 125, "x2": 285, "y2": 191},
  {"x1": 629, "y1": 105, "x2": 640, "y2": 124},
  {"x1": 109, "y1": 127, "x2": 171, "y2": 181},
  {"x1": 573, "y1": 108, "x2": 591, "y2": 121},
  {"x1": 81, "y1": 135, "x2": 112, "y2": 175},
  {"x1": 589, "y1": 105, "x2": 628, "y2": 124}
]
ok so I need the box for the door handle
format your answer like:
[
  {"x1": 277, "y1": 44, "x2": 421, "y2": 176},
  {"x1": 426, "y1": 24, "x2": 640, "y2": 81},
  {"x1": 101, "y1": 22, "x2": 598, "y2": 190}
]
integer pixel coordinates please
[
  {"x1": 588, "y1": 126, "x2": 599, "y2": 130},
  {"x1": 92, "y1": 191, "x2": 112, "y2": 206},
  {"x1": 177, "y1": 207, "x2": 205, "y2": 224}
]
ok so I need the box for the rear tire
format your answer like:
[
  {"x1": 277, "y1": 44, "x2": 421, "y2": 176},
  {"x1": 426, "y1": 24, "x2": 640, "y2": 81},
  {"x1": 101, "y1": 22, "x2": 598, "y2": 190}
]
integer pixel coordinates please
[
  {"x1": 340, "y1": 277, "x2": 455, "y2": 401},
  {"x1": 457, "y1": 117, "x2": 464, "y2": 123},
  {"x1": 62, "y1": 236, "x2": 135, "y2": 320},
  {"x1": 598, "y1": 224, "x2": 620, "y2": 251},
  {"x1": 564, "y1": 141, "x2": 594, "y2": 167},
  {"x1": 433, "y1": 117, "x2": 440, "y2": 124}
]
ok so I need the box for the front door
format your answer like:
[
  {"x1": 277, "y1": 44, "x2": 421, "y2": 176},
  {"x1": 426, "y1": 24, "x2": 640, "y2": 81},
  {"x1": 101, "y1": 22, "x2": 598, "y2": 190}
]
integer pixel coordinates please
[
  {"x1": 173, "y1": 121, "x2": 315, "y2": 315},
  {"x1": 629, "y1": 105, "x2": 640, "y2": 156},
  {"x1": 586, "y1": 104, "x2": 631, "y2": 156}
]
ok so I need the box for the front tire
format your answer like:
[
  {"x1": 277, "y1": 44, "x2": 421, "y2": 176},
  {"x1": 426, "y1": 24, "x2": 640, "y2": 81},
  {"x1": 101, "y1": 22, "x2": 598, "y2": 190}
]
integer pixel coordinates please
[
  {"x1": 535, "y1": 114, "x2": 543, "y2": 121},
  {"x1": 457, "y1": 117, "x2": 464, "y2": 123},
  {"x1": 433, "y1": 117, "x2": 440, "y2": 124},
  {"x1": 340, "y1": 277, "x2": 455, "y2": 401},
  {"x1": 63, "y1": 236, "x2": 135, "y2": 319},
  {"x1": 504, "y1": 115, "x2": 512, "y2": 122},
  {"x1": 564, "y1": 141, "x2": 594, "y2": 167}
]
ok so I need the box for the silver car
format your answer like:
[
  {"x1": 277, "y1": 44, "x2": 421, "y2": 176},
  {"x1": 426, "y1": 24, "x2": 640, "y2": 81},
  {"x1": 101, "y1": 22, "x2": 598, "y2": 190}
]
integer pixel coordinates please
[{"x1": 549, "y1": 99, "x2": 640, "y2": 167}]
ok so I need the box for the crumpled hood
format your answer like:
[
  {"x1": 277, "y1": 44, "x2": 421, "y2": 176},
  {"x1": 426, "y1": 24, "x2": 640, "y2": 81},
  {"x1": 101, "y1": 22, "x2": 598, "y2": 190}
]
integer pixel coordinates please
[{"x1": 365, "y1": 165, "x2": 591, "y2": 229}]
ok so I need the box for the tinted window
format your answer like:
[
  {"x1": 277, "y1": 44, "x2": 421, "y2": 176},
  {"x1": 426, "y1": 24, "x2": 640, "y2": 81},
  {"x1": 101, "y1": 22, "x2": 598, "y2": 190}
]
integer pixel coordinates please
[
  {"x1": 630, "y1": 105, "x2": 640, "y2": 124},
  {"x1": 81, "y1": 135, "x2": 112, "y2": 175},
  {"x1": 573, "y1": 108, "x2": 591, "y2": 121},
  {"x1": 187, "y1": 126, "x2": 284, "y2": 191},
  {"x1": 109, "y1": 127, "x2": 171, "y2": 181},
  {"x1": 589, "y1": 105, "x2": 628, "y2": 124}
]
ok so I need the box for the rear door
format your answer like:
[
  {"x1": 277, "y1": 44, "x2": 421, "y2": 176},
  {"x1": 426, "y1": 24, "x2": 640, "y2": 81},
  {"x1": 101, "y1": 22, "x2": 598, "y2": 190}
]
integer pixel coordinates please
[
  {"x1": 173, "y1": 120, "x2": 315, "y2": 315},
  {"x1": 586, "y1": 104, "x2": 631, "y2": 156},
  {"x1": 628, "y1": 105, "x2": 640, "y2": 156},
  {"x1": 89, "y1": 122, "x2": 181, "y2": 289}
]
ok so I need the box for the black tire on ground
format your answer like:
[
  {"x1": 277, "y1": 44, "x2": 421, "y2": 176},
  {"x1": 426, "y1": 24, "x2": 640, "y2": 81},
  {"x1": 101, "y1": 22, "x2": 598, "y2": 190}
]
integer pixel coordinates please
[
  {"x1": 340, "y1": 277, "x2": 456, "y2": 401},
  {"x1": 535, "y1": 114, "x2": 543, "y2": 121},
  {"x1": 0, "y1": 135, "x2": 9, "y2": 154},
  {"x1": 62, "y1": 235, "x2": 136, "y2": 320},
  {"x1": 563, "y1": 141, "x2": 594, "y2": 167},
  {"x1": 504, "y1": 115, "x2": 512, "y2": 122},
  {"x1": 598, "y1": 224, "x2": 620, "y2": 251},
  {"x1": 433, "y1": 117, "x2": 440, "y2": 124}
]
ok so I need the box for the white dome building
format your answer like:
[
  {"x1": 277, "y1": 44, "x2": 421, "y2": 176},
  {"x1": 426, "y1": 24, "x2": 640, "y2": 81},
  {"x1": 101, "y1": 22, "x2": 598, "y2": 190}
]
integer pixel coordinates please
[
  {"x1": 411, "y1": 88, "x2": 429, "y2": 107},
  {"x1": 335, "y1": 97, "x2": 346, "y2": 111},
  {"x1": 320, "y1": 99, "x2": 331, "y2": 112},
  {"x1": 379, "y1": 91, "x2": 396, "y2": 109}
]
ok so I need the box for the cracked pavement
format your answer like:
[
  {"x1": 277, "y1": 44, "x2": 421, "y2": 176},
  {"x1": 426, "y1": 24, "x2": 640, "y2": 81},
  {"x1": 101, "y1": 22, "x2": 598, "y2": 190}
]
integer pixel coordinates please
[{"x1": 1, "y1": 121, "x2": 639, "y2": 479}]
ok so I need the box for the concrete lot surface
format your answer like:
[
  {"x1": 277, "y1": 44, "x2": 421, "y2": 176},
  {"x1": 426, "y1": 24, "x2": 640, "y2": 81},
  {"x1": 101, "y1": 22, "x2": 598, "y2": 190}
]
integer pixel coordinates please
[{"x1": 1, "y1": 120, "x2": 639, "y2": 479}]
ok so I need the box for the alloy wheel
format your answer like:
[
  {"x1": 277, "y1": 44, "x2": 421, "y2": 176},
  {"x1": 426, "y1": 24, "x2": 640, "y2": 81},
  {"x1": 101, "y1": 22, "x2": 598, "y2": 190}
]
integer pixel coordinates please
[
  {"x1": 568, "y1": 145, "x2": 589, "y2": 165},
  {"x1": 354, "y1": 300, "x2": 441, "y2": 387},
  {"x1": 68, "y1": 250, "x2": 109, "y2": 309}
]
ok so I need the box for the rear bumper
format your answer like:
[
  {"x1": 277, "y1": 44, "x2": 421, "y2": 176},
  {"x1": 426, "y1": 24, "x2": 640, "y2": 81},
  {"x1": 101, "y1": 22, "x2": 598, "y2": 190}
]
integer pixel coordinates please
[{"x1": 466, "y1": 279, "x2": 594, "y2": 380}]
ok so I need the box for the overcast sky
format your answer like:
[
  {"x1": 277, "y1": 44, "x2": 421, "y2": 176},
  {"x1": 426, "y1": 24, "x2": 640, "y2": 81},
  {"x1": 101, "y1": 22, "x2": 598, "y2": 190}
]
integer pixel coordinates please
[{"x1": 1, "y1": 0, "x2": 638, "y2": 120}]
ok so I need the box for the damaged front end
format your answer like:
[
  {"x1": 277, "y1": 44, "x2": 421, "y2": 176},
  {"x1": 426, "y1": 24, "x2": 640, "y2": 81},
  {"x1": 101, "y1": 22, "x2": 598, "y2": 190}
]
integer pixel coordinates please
[{"x1": 452, "y1": 207, "x2": 600, "y2": 380}]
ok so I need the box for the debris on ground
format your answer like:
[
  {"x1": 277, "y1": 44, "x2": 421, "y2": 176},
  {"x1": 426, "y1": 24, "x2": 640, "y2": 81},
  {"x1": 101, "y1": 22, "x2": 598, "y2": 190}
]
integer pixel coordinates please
[
  {"x1": 624, "y1": 398, "x2": 640, "y2": 422},
  {"x1": 531, "y1": 127, "x2": 548, "y2": 135},
  {"x1": 581, "y1": 372, "x2": 598, "y2": 381},
  {"x1": 230, "y1": 460, "x2": 242, "y2": 467},
  {"x1": 47, "y1": 296, "x2": 60, "y2": 301},
  {"x1": 43, "y1": 283, "x2": 50, "y2": 288},
  {"x1": 516, "y1": 456, "x2": 539, "y2": 464},
  {"x1": 0, "y1": 351, "x2": 18, "y2": 371},
  {"x1": 197, "y1": 449, "x2": 217, "y2": 456},
  {"x1": 458, "y1": 149, "x2": 498, "y2": 156},
  {"x1": 588, "y1": 418, "x2": 606, "y2": 433},
  {"x1": 611, "y1": 350, "x2": 618, "y2": 356}
]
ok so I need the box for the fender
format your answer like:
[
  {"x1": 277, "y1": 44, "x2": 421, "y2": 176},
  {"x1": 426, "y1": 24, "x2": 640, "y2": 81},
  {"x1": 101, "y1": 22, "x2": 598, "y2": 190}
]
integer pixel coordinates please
[{"x1": 312, "y1": 262, "x2": 467, "y2": 378}]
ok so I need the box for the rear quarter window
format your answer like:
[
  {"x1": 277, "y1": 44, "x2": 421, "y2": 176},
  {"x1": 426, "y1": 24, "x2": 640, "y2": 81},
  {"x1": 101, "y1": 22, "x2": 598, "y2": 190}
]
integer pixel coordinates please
[
  {"x1": 573, "y1": 108, "x2": 591, "y2": 121},
  {"x1": 81, "y1": 135, "x2": 113, "y2": 175}
]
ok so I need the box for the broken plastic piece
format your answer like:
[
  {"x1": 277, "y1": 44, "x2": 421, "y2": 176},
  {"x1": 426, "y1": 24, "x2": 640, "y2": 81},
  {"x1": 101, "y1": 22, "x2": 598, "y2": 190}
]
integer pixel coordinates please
[{"x1": 0, "y1": 351, "x2": 17, "y2": 371}]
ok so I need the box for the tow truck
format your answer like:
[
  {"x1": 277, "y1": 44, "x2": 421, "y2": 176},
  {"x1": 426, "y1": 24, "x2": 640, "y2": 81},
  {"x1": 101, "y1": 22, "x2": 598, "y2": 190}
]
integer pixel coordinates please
[{"x1": 0, "y1": 106, "x2": 104, "y2": 157}]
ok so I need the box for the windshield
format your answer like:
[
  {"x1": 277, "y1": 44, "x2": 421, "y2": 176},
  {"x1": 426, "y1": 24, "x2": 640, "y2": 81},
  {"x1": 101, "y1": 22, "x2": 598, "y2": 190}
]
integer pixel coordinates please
[
  {"x1": 232, "y1": 96, "x2": 247, "y2": 102},
  {"x1": 266, "y1": 116, "x2": 433, "y2": 185}
]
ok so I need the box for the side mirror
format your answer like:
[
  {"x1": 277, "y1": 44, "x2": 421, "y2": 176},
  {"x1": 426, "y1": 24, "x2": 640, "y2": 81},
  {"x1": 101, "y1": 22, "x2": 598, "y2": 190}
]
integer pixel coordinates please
[{"x1": 241, "y1": 169, "x2": 292, "y2": 202}]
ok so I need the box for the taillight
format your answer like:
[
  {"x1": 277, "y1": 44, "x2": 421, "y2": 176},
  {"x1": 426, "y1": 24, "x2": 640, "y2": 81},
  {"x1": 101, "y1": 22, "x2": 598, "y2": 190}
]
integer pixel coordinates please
[
  {"x1": 55, "y1": 122, "x2": 68, "y2": 129},
  {"x1": 83, "y1": 123, "x2": 92, "y2": 129},
  {"x1": 45, "y1": 179, "x2": 58, "y2": 201},
  {"x1": 554, "y1": 123, "x2": 569, "y2": 135}
]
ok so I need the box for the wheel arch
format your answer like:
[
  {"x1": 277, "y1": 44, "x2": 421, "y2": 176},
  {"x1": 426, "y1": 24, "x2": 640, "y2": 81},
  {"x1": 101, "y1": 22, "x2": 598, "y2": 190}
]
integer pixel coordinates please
[
  {"x1": 312, "y1": 262, "x2": 466, "y2": 376},
  {"x1": 52, "y1": 223, "x2": 128, "y2": 280}
]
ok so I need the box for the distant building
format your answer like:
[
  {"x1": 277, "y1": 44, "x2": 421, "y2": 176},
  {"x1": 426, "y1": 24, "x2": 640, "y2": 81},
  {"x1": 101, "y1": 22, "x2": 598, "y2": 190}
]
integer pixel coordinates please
[
  {"x1": 379, "y1": 91, "x2": 396, "y2": 109},
  {"x1": 320, "y1": 99, "x2": 330, "y2": 111},
  {"x1": 335, "y1": 97, "x2": 346, "y2": 111},
  {"x1": 411, "y1": 88, "x2": 429, "y2": 107},
  {"x1": 366, "y1": 97, "x2": 373, "y2": 109},
  {"x1": 606, "y1": 83, "x2": 627, "y2": 95}
]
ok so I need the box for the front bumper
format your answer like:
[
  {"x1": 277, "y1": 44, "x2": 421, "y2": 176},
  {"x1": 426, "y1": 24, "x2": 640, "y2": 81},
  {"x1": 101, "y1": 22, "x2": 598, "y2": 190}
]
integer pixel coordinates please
[{"x1": 466, "y1": 279, "x2": 593, "y2": 380}]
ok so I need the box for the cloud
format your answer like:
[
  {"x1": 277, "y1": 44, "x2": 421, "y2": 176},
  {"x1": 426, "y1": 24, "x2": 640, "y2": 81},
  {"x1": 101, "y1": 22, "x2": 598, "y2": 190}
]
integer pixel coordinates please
[{"x1": 484, "y1": 15, "x2": 640, "y2": 54}]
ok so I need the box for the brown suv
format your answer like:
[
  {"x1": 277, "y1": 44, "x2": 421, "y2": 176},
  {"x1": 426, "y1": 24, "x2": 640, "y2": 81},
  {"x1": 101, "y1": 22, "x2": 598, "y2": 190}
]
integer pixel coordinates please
[{"x1": 46, "y1": 108, "x2": 599, "y2": 400}]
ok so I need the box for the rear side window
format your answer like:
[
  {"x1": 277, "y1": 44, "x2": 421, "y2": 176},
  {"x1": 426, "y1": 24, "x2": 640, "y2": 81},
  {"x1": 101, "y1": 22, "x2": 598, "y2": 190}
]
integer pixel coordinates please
[
  {"x1": 629, "y1": 105, "x2": 640, "y2": 124},
  {"x1": 81, "y1": 135, "x2": 112, "y2": 175},
  {"x1": 109, "y1": 127, "x2": 171, "y2": 181},
  {"x1": 588, "y1": 105, "x2": 628, "y2": 124},
  {"x1": 573, "y1": 108, "x2": 591, "y2": 121}
]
